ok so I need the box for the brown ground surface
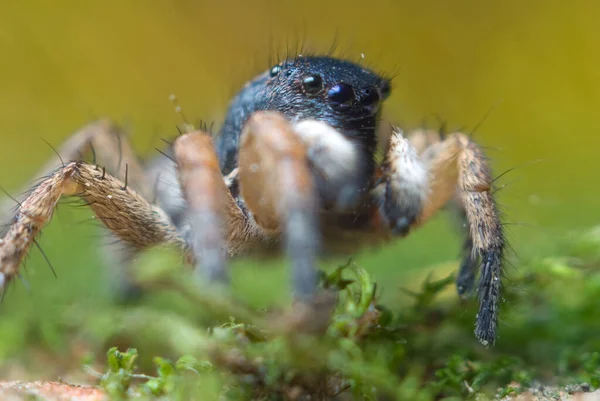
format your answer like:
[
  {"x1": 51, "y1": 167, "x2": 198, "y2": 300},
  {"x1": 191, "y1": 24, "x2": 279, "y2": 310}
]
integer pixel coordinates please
[
  {"x1": 503, "y1": 389, "x2": 600, "y2": 401},
  {"x1": 0, "y1": 381, "x2": 599, "y2": 401},
  {"x1": 0, "y1": 381, "x2": 107, "y2": 401}
]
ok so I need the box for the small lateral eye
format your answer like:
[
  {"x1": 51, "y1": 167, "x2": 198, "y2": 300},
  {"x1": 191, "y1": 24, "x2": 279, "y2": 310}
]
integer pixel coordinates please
[
  {"x1": 301, "y1": 74, "x2": 323, "y2": 94},
  {"x1": 270, "y1": 65, "x2": 282, "y2": 77},
  {"x1": 361, "y1": 88, "x2": 380, "y2": 107},
  {"x1": 327, "y1": 83, "x2": 355, "y2": 109},
  {"x1": 379, "y1": 80, "x2": 391, "y2": 99}
]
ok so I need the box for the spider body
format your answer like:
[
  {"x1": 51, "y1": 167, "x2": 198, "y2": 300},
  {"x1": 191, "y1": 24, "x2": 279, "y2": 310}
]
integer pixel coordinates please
[
  {"x1": 152, "y1": 56, "x2": 391, "y2": 250},
  {"x1": 0, "y1": 56, "x2": 505, "y2": 346}
]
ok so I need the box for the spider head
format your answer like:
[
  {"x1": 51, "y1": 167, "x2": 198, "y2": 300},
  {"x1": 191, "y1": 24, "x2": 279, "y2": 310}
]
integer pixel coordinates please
[
  {"x1": 258, "y1": 56, "x2": 391, "y2": 210},
  {"x1": 263, "y1": 56, "x2": 391, "y2": 154}
]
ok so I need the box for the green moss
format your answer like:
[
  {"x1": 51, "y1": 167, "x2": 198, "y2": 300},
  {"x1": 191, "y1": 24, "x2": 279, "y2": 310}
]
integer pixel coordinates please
[{"x1": 4, "y1": 226, "x2": 600, "y2": 399}]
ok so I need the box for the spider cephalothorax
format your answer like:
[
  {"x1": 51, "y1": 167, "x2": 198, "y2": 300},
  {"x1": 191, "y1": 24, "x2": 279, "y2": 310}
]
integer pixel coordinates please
[{"x1": 0, "y1": 55, "x2": 504, "y2": 346}]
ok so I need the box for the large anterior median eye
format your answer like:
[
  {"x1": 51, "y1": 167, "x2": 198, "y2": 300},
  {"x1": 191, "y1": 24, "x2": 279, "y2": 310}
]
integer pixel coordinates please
[
  {"x1": 301, "y1": 74, "x2": 324, "y2": 94},
  {"x1": 327, "y1": 83, "x2": 355, "y2": 110}
]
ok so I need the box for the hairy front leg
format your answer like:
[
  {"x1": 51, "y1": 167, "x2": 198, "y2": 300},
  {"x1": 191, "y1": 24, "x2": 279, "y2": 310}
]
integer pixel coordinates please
[
  {"x1": 0, "y1": 162, "x2": 185, "y2": 290},
  {"x1": 238, "y1": 112, "x2": 320, "y2": 298}
]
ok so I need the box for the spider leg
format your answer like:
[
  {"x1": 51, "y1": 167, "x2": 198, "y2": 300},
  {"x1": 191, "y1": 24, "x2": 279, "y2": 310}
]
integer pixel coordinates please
[
  {"x1": 0, "y1": 120, "x2": 165, "y2": 299},
  {"x1": 238, "y1": 112, "x2": 320, "y2": 298},
  {"x1": 0, "y1": 162, "x2": 185, "y2": 290},
  {"x1": 172, "y1": 131, "x2": 249, "y2": 286},
  {"x1": 380, "y1": 130, "x2": 504, "y2": 346},
  {"x1": 452, "y1": 206, "x2": 479, "y2": 298},
  {"x1": 406, "y1": 129, "x2": 481, "y2": 298},
  {"x1": 405, "y1": 128, "x2": 445, "y2": 155}
]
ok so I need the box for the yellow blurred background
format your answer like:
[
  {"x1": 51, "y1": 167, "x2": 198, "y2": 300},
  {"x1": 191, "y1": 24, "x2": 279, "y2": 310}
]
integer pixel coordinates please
[
  {"x1": 0, "y1": 0, "x2": 599, "y2": 330},
  {"x1": 2, "y1": 0, "x2": 598, "y2": 227}
]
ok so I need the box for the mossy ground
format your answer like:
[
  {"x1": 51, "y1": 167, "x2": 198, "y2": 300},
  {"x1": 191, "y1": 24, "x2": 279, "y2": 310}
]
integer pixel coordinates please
[{"x1": 2, "y1": 226, "x2": 599, "y2": 400}]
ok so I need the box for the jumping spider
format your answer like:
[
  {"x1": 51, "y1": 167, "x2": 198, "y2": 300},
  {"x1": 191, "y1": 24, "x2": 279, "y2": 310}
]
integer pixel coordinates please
[{"x1": 0, "y1": 56, "x2": 504, "y2": 346}]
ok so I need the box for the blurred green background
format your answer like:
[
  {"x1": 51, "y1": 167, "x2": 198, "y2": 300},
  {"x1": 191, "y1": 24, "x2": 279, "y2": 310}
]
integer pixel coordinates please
[{"x1": 0, "y1": 0, "x2": 599, "y2": 374}]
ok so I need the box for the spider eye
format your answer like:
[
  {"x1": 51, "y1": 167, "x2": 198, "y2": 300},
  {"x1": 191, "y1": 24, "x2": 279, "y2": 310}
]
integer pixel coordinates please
[
  {"x1": 269, "y1": 65, "x2": 282, "y2": 77},
  {"x1": 359, "y1": 88, "x2": 380, "y2": 112},
  {"x1": 301, "y1": 74, "x2": 324, "y2": 94},
  {"x1": 379, "y1": 80, "x2": 391, "y2": 99},
  {"x1": 327, "y1": 83, "x2": 355, "y2": 110}
]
